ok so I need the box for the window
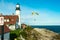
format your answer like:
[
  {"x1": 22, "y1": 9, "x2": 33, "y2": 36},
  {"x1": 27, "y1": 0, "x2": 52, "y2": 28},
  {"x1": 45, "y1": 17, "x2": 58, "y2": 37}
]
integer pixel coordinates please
[
  {"x1": 4, "y1": 19, "x2": 6, "y2": 22},
  {"x1": 4, "y1": 19, "x2": 9, "y2": 22},
  {"x1": 7, "y1": 19, "x2": 9, "y2": 22}
]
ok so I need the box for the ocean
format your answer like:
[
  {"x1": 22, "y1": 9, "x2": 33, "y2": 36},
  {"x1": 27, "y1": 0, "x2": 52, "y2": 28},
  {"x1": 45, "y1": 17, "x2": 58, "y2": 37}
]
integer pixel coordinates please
[{"x1": 31, "y1": 25, "x2": 60, "y2": 33}]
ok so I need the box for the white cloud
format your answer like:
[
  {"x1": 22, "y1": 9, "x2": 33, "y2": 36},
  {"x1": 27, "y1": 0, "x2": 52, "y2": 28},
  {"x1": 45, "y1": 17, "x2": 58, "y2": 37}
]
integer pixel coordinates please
[{"x1": 20, "y1": 6, "x2": 60, "y2": 25}]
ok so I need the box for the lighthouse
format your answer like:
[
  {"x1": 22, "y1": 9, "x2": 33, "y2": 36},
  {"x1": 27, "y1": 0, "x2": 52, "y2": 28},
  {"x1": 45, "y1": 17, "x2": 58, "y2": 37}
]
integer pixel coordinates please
[{"x1": 15, "y1": 3, "x2": 21, "y2": 28}]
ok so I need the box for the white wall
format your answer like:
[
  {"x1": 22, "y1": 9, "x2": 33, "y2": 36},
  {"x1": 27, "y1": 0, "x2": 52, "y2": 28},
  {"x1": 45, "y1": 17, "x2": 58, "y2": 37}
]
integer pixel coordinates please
[
  {"x1": 15, "y1": 19, "x2": 19, "y2": 29},
  {"x1": 16, "y1": 10, "x2": 21, "y2": 28},
  {"x1": 9, "y1": 24, "x2": 15, "y2": 30}
]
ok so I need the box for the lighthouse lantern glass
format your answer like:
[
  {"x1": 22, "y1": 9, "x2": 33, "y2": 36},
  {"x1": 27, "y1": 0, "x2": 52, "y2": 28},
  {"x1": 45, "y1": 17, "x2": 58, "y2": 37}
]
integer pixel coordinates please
[{"x1": 16, "y1": 5, "x2": 19, "y2": 7}]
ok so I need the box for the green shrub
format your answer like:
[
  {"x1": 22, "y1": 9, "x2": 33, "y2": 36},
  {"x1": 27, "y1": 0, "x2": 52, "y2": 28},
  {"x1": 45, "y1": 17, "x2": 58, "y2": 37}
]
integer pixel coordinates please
[
  {"x1": 10, "y1": 29, "x2": 21, "y2": 40},
  {"x1": 10, "y1": 25, "x2": 33, "y2": 40},
  {"x1": 20, "y1": 31, "x2": 27, "y2": 39}
]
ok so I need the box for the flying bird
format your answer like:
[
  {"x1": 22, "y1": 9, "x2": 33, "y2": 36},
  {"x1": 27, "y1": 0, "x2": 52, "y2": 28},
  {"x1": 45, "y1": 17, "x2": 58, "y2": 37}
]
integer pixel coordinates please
[
  {"x1": 32, "y1": 11, "x2": 39, "y2": 15},
  {"x1": 32, "y1": 11, "x2": 39, "y2": 21}
]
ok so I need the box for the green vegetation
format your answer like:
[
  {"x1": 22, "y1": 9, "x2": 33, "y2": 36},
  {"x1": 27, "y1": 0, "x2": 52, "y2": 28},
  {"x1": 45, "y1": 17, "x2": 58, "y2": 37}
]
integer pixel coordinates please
[
  {"x1": 10, "y1": 25, "x2": 33, "y2": 40},
  {"x1": 20, "y1": 26, "x2": 33, "y2": 39},
  {"x1": 10, "y1": 28, "x2": 21, "y2": 40}
]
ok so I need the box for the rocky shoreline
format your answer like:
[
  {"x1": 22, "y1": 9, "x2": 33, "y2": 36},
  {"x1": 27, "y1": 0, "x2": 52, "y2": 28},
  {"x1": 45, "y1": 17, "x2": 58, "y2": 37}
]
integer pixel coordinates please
[{"x1": 19, "y1": 27, "x2": 60, "y2": 40}]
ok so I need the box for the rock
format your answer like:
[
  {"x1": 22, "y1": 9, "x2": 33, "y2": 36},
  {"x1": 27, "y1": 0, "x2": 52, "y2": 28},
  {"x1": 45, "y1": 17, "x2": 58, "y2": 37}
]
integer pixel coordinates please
[
  {"x1": 34, "y1": 28, "x2": 58, "y2": 37},
  {"x1": 33, "y1": 28, "x2": 59, "y2": 40},
  {"x1": 20, "y1": 28, "x2": 60, "y2": 40}
]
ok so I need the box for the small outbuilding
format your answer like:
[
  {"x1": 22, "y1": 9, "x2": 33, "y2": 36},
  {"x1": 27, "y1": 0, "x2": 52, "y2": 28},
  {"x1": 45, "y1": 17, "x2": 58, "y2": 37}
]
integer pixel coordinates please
[{"x1": 21, "y1": 24, "x2": 27, "y2": 29}]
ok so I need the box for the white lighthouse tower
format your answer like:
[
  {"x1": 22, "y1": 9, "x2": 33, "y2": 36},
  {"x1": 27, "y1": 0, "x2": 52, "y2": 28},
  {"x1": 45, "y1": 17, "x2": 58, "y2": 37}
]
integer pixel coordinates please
[{"x1": 15, "y1": 3, "x2": 21, "y2": 28}]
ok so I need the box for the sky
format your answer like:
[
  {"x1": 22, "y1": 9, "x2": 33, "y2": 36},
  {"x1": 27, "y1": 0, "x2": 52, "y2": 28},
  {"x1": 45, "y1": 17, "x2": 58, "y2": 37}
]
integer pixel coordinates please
[{"x1": 0, "y1": 0, "x2": 60, "y2": 25}]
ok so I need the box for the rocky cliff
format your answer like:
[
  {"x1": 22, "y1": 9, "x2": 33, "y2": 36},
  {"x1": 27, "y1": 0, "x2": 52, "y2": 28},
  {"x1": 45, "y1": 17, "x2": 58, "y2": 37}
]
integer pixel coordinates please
[{"x1": 18, "y1": 27, "x2": 60, "y2": 40}]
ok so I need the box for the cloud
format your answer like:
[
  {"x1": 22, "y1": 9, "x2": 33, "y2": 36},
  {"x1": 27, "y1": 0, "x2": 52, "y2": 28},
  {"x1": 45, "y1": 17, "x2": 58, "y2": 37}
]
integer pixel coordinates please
[{"x1": 20, "y1": 6, "x2": 60, "y2": 25}]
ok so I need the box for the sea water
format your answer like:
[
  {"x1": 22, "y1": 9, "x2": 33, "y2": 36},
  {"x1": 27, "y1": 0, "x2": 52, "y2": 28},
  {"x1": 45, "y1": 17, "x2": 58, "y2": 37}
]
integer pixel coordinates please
[{"x1": 31, "y1": 25, "x2": 60, "y2": 33}]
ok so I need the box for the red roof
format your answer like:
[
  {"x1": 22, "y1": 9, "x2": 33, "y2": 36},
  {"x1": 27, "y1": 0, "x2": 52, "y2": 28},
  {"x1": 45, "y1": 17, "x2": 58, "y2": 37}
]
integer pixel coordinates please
[
  {"x1": 0, "y1": 15, "x2": 18, "y2": 34},
  {"x1": 3, "y1": 15, "x2": 18, "y2": 24},
  {"x1": 0, "y1": 25, "x2": 10, "y2": 34}
]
